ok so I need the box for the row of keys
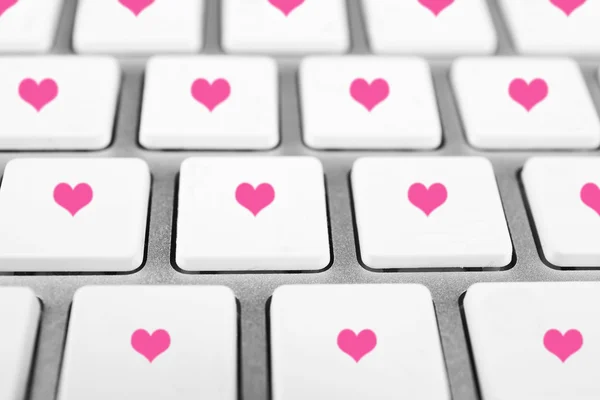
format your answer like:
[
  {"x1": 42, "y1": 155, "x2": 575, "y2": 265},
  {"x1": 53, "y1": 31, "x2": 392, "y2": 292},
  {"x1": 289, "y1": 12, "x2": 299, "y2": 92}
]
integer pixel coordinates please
[
  {"x1": 3, "y1": 282, "x2": 600, "y2": 400},
  {"x1": 3, "y1": 56, "x2": 600, "y2": 150},
  {"x1": 1, "y1": 156, "x2": 600, "y2": 272},
  {"x1": 5, "y1": 0, "x2": 600, "y2": 55}
]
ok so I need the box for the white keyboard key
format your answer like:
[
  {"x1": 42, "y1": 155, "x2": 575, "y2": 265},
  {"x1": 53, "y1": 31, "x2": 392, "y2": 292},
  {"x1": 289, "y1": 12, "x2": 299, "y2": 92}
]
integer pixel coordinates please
[
  {"x1": 300, "y1": 57, "x2": 441, "y2": 150},
  {"x1": 0, "y1": 0, "x2": 62, "y2": 53},
  {"x1": 0, "y1": 287, "x2": 40, "y2": 400},
  {"x1": 522, "y1": 157, "x2": 600, "y2": 267},
  {"x1": 362, "y1": 0, "x2": 497, "y2": 55},
  {"x1": 452, "y1": 58, "x2": 600, "y2": 149},
  {"x1": 500, "y1": 0, "x2": 600, "y2": 55},
  {"x1": 351, "y1": 157, "x2": 512, "y2": 269},
  {"x1": 271, "y1": 284, "x2": 450, "y2": 400},
  {"x1": 140, "y1": 57, "x2": 278, "y2": 150},
  {"x1": 465, "y1": 282, "x2": 600, "y2": 400},
  {"x1": 57, "y1": 286, "x2": 236, "y2": 400},
  {"x1": 73, "y1": 0, "x2": 203, "y2": 54},
  {"x1": 0, "y1": 158, "x2": 150, "y2": 272},
  {"x1": 222, "y1": 0, "x2": 349, "y2": 54},
  {"x1": 0, "y1": 57, "x2": 119, "y2": 150},
  {"x1": 176, "y1": 157, "x2": 330, "y2": 271}
]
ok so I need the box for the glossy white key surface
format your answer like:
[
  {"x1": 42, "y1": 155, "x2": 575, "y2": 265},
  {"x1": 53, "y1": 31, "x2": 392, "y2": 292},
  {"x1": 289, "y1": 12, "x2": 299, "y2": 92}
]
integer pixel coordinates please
[
  {"x1": 0, "y1": 57, "x2": 120, "y2": 150},
  {"x1": 452, "y1": 58, "x2": 600, "y2": 150},
  {"x1": 222, "y1": 0, "x2": 349, "y2": 54},
  {"x1": 140, "y1": 56, "x2": 279, "y2": 150},
  {"x1": 73, "y1": 0, "x2": 203, "y2": 54},
  {"x1": 176, "y1": 157, "x2": 330, "y2": 272},
  {"x1": 522, "y1": 157, "x2": 600, "y2": 267},
  {"x1": 0, "y1": 158, "x2": 150, "y2": 272},
  {"x1": 500, "y1": 0, "x2": 600, "y2": 55},
  {"x1": 0, "y1": 288, "x2": 40, "y2": 400},
  {"x1": 465, "y1": 282, "x2": 600, "y2": 400},
  {"x1": 0, "y1": 0, "x2": 62, "y2": 53},
  {"x1": 300, "y1": 57, "x2": 441, "y2": 150},
  {"x1": 57, "y1": 286, "x2": 236, "y2": 400},
  {"x1": 352, "y1": 157, "x2": 512, "y2": 269},
  {"x1": 271, "y1": 284, "x2": 450, "y2": 400},
  {"x1": 362, "y1": 0, "x2": 497, "y2": 55}
]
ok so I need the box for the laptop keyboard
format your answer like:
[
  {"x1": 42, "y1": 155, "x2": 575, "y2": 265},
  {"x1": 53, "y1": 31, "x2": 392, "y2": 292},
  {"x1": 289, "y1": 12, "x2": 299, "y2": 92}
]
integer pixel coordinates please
[{"x1": 2, "y1": 0, "x2": 600, "y2": 399}]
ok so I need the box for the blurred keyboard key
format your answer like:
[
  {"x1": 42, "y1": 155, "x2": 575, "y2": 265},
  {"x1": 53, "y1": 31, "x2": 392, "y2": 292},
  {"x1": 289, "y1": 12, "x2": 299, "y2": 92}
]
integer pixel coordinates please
[
  {"x1": 300, "y1": 56, "x2": 441, "y2": 149},
  {"x1": 452, "y1": 58, "x2": 600, "y2": 149},
  {"x1": 362, "y1": 0, "x2": 497, "y2": 55},
  {"x1": 73, "y1": 0, "x2": 204, "y2": 54},
  {"x1": 500, "y1": 0, "x2": 600, "y2": 55},
  {"x1": 0, "y1": 287, "x2": 40, "y2": 400},
  {"x1": 222, "y1": 0, "x2": 349, "y2": 54},
  {"x1": 0, "y1": 0, "x2": 62, "y2": 53},
  {"x1": 140, "y1": 56, "x2": 278, "y2": 150}
]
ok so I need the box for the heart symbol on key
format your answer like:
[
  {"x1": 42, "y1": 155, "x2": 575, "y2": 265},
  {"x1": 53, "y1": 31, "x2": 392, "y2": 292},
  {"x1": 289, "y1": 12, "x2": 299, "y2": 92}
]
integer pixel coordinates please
[
  {"x1": 268, "y1": 0, "x2": 305, "y2": 16},
  {"x1": 236, "y1": 183, "x2": 275, "y2": 216},
  {"x1": 0, "y1": 0, "x2": 18, "y2": 17},
  {"x1": 191, "y1": 78, "x2": 231, "y2": 112},
  {"x1": 550, "y1": 0, "x2": 586, "y2": 16},
  {"x1": 418, "y1": 0, "x2": 455, "y2": 16},
  {"x1": 131, "y1": 329, "x2": 171, "y2": 363},
  {"x1": 337, "y1": 329, "x2": 377, "y2": 363},
  {"x1": 509, "y1": 78, "x2": 549, "y2": 112},
  {"x1": 118, "y1": 0, "x2": 155, "y2": 16},
  {"x1": 53, "y1": 183, "x2": 93, "y2": 217},
  {"x1": 408, "y1": 183, "x2": 447, "y2": 216},
  {"x1": 350, "y1": 78, "x2": 390, "y2": 112},
  {"x1": 19, "y1": 78, "x2": 58, "y2": 112},
  {"x1": 544, "y1": 329, "x2": 583, "y2": 362},
  {"x1": 580, "y1": 183, "x2": 600, "y2": 215}
]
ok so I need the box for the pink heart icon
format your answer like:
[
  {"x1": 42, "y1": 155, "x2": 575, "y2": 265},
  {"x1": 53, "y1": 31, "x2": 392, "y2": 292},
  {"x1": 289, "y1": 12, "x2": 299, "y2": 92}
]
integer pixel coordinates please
[
  {"x1": 0, "y1": 0, "x2": 18, "y2": 17},
  {"x1": 268, "y1": 0, "x2": 305, "y2": 16},
  {"x1": 131, "y1": 329, "x2": 171, "y2": 363},
  {"x1": 544, "y1": 329, "x2": 583, "y2": 362},
  {"x1": 53, "y1": 183, "x2": 93, "y2": 217},
  {"x1": 509, "y1": 78, "x2": 549, "y2": 112},
  {"x1": 550, "y1": 0, "x2": 586, "y2": 16},
  {"x1": 581, "y1": 183, "x2": 600, "y2": 215},
  {"x1": 350, "y1": 78, "x2": 390, "y2": 112},
  {"x1": 118, "y1": 0, "x2": 155, "y2": 16},
  {"x1": 408, "y1": 183, "x2": 447, "y2": 216},
  {"x1": 337, "y1": 329, "x2": 377, "y2": 363},
  {"x1": 19, "y1": 78, "x2": 58, "y2": 112},
  {"x1": 191, "y1": 78, "x2": 231, "y2": 112},
  {"x1": 418, "y1": 0, "x2": 455, "y2": 16},
  {"x1": 236, "y1": 183, "x2": 275, "y2": 216}
]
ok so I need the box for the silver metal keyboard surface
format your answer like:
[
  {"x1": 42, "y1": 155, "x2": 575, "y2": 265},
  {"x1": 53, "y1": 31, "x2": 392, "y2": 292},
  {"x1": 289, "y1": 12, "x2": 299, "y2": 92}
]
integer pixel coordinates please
[{"x1": 2, "y1": 0, "x2": 600, "y2": 399}]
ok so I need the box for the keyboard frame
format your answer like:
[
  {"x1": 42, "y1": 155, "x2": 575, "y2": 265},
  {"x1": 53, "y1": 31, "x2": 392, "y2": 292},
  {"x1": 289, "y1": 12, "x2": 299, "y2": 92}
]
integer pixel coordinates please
[{"x1": 2, "y1": 0, "x2": 600, "y2": 399}]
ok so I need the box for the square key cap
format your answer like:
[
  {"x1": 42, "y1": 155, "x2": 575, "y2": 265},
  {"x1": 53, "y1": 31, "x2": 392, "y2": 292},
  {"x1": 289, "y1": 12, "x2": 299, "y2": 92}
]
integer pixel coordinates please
[
  {"x1": 222, "y1": 0, "x2": 349, "y2": 54},
  {"x1": 271, "y1": 284, "x2": 450, "y2": 400},
  {"x1": 140, "y1": 56, "x2": 278, "y2": 150},
  {"x1": 465, "y1": 282, "x2": 600, "y2": 400},
  {"x1": 500, "y1": 0, "x2": 600, "y2": 55},
  {"x1": 0, "y1": 158, "x2": 150, "y2": 272},
  {"x1": 57, "y1": 286, "x2": 236, "y2": 400},
  {"x1": 0, "y1": 0, "x2": 63, "y2": 53},
  {"x1": 0, "y1": 288, "x2": 40, "y2": 400},
  {"x1": 73, "y1": 0, "x2": 203, "y2": 54},
  {"x1": 452, "y1": 58, "x2": 600, "y2": 150},
  {"x1": 522, "y1": 157, "x2": 600, "y2": 267},
  {"x1": 176, "y1": 157, "x2": 330, "y2": 272},
  {"x1": 0, "y1": 57, "x2": 120, "y2": 150},
  {"x1": 300, "y1": 57, "x2": 441, "y2": 150},
  {"x1": 351, "y1": 157, "x2": 512, "y2": 269},
  {"x1": 362, "y1": 0, "x2": 497, "y2": 55}
]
